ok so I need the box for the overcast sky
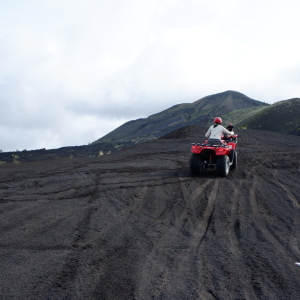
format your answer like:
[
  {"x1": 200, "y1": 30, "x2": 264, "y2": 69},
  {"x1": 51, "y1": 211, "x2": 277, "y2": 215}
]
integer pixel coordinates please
[{"x1": 0, "y1": 0, "x2": 300, "y2": 152}]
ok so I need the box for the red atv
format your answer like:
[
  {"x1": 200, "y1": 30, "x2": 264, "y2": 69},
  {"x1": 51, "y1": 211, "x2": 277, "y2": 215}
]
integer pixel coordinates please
[{"x1": 190, "y1": 134, "x2": 238, "y2": 177}]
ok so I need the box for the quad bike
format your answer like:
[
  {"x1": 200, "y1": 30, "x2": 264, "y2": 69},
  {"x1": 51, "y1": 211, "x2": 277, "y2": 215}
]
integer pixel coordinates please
[{"x1": 190, "y1": 134, "x2": 238, "y2": 177}]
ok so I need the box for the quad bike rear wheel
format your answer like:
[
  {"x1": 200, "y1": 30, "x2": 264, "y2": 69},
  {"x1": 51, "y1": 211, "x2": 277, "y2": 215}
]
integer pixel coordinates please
[
  {"x1": 230, "y1": 150, "x2": 237, "y2": 170},
  {"x1": 190, "y1": 153, "x2": 203, "y2": 174},
  {"x1": 216, "y1": 155, "x2": 230, "y2": 177}
]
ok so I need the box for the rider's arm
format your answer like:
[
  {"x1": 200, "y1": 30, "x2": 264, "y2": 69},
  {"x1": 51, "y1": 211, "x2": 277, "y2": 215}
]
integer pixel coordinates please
[
  {"x1": 205, "y1": 127, "x2": 211, "y2": 138},
  {"x1": 223, "y1": 127, "x2": 234, "y2": 136}
]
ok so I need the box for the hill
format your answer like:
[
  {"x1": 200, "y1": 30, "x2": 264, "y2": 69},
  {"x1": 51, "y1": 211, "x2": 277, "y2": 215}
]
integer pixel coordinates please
[
  {"x1": 93, "y1": 90, "x2": 268, "y2": 148},
  {"x1": 237, "y1": 98, "x2": 300, "y2": 135},
  {"x1": 0, "y1": 141, "x2": 120, "y2": 164},
  {"x1": 1, "y1": 127, "x2": 300, "y2": 299}
]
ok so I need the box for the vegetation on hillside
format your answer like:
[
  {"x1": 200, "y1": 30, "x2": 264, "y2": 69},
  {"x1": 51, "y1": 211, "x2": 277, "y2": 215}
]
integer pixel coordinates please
[
  {"x1": 222, "y1": 106, "x2": 268, "y2": 126},
  {"x1": 236, "y1": 98, "x2": 300, "y2": 134}
]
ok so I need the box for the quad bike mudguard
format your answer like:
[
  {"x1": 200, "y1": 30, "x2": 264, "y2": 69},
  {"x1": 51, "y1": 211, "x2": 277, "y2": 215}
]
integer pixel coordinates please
[
  {"x1": 226, "y1": 142, "x2": 237, "y2": 150},
  {"x1": 191, "y1": 144, "x2": 233, "y2": 155}
]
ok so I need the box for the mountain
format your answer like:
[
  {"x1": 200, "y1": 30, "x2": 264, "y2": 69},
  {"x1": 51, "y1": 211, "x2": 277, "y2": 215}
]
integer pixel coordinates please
[
  {"x1": 93, "y1": 90, "x2": 268, "y2": 148},
  {"x1": 237, "y1": 98, "x2": 300, "y2": 135}
]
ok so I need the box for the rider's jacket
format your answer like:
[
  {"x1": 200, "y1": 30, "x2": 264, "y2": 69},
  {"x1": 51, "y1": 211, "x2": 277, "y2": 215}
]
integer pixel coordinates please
[{"x1": 205, "y1": 124, "x2": 233, "y2": 140}]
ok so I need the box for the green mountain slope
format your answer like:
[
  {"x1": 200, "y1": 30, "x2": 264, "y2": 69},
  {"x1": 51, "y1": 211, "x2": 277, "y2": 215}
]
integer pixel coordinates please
[
  {"x1": 93, "y1": 90, "x2": 268, "y2": 147},
  {"x1": 222, "y1": 106, "x2": 268, "y2": 126},
  {"x1": 236, "y1": 98, "x2": 300, "y2": 135}
]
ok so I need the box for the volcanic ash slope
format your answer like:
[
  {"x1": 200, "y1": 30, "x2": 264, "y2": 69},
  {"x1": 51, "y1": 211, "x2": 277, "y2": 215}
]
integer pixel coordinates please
[{"x1": 1, "y1": 127, "x2": 300, "y2": 299}]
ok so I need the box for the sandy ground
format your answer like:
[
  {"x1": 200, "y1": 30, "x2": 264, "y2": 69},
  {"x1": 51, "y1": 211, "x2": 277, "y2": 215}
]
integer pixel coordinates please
[{"x1": 1, "y1": 127, "x2": 300, "y2": 300}]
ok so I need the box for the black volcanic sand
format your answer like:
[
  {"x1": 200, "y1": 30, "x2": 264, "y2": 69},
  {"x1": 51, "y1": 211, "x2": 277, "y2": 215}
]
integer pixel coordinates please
[{"x1": 1, "y1": 127, "x2": 300, "y2": 299}]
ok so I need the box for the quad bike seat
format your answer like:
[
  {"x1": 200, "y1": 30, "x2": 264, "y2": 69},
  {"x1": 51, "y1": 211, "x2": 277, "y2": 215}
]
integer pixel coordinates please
[{"x1": 206, "y1": 139, "x2": 226, "y2": 146}]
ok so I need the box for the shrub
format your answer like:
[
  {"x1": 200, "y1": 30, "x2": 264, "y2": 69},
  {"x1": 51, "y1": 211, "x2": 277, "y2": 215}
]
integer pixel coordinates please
[{"x1": 12, "y1": 154, "x2": 20, "y2": 164}]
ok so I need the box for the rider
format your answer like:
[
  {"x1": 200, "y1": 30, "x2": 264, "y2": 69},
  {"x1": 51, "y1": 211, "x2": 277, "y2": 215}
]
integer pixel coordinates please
[
  {"x1": 227, "y1": 123, "x2": 234, "y2": 132},
  {"x1": 205, "y1": 117, "x2": 234, "y2": 145}
]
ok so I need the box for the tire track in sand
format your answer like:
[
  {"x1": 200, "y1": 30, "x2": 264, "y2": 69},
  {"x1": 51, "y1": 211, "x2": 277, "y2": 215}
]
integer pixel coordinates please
[
  {"x1": 226, "y1": 179, "x2": 254, "y2": 300},
  {"x1": 195, "y1": 180, "x2": 219, "y2": 248},
  {"x1": 179, "y1": 179, "x2": 213, "y2": 231},
  {"x1": 272, "y1": 170, "x2": 300, "y2": 258},
  {"x1": 135, "y1": 178, "x2": 216, "y2": 299},
  {"x1": 43, "y1": 175, "x2": 101, "y2": 298},
  {"x1": 247, "y1": 167, "x2": 291, "y2": 256},
  {"x1": 181, "y1": 179, "x2": 220, "y2": 299}
]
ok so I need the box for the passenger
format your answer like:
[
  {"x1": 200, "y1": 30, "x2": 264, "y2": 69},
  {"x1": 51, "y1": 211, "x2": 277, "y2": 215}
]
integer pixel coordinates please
[{"x1": 205, "y1": 117, "x2": 234, "y2": 145}]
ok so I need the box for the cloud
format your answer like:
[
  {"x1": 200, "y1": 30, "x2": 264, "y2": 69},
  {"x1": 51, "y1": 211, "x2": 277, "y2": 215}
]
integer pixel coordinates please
[{"x1": 0, "y1": 0, "x2": 300, "y2": 151}]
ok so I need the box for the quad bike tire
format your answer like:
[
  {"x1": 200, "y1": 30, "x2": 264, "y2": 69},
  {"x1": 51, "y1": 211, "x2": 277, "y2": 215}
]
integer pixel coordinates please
[
  {"x1": 216, "y1": 155, "x2": 230, "y2": 177},
  {"x1": 230, "y1": 150, "x2": 237, "y2": 170},
  {"x1": 190, "y1": 153, "x2": 203, "y2": 175}
]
